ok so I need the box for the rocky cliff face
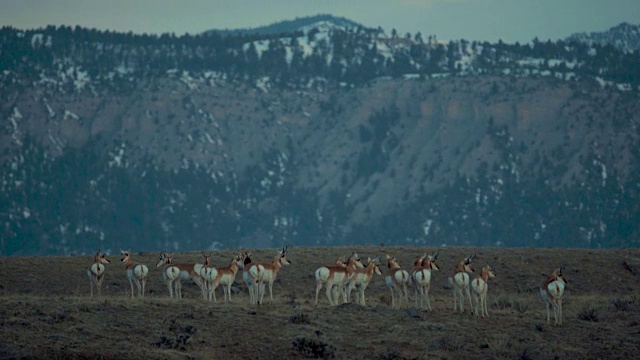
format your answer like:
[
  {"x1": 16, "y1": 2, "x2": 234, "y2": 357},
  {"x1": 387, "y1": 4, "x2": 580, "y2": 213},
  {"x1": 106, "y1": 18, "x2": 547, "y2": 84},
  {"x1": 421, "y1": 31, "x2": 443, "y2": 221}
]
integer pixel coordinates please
[{"x1": 2, "y1": 23, "x2": 639, "y2": 255}]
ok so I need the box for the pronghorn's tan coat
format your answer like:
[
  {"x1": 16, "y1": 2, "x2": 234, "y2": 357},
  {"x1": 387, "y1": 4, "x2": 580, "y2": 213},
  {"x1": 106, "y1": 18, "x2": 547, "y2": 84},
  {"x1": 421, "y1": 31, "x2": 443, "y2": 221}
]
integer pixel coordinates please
[
  {"x1": 210, "y1": 255, "x2": 243, "y2": 302},
  {"x1": 448, "y1": 255, "x2": 476, "y2": 313},
  {"x1": 120, "y1": 249, "x2": 149, "y2": 298},
  {"x1": 315, "y1": 253, "x2": 364, "y2": 306},
  {"x1": 240, "y1": 251, "x2": 261, "y2": 305},
  {"x1": 346, "y1": 256, "x2": 382, "y2": 306},
  {"x1": 411, "y1": 253, "x2": 440, "y2": 310},
  {"x1": 256, "y1": 247, "x2": 292, "y2": 304},
  {"x1": 87, "y1": 250, "x2": 110, "y2": 298},
  {"x1": 471, "y1": 265, "x2": 496, "y2": 318},
  {"x1": 540, "y1": 267, "x2": 567, "y2": 326},
  {"x1": 198, "y1": 252, "x2": 219, "y2": 301},
  {"x1": 385, "y1": 255, "x2": 410, "y2": 308},
  {"x1": 155, "y1": 252, "x2": 203, "y2": 299}
]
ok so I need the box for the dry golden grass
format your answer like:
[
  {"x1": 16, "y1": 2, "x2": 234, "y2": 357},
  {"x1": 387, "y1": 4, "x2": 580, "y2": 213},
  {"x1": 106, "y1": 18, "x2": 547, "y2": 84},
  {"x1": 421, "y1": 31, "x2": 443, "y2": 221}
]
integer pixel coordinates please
[{"x1": 1, "y1": 246, "x2": 639, "y2": 359}]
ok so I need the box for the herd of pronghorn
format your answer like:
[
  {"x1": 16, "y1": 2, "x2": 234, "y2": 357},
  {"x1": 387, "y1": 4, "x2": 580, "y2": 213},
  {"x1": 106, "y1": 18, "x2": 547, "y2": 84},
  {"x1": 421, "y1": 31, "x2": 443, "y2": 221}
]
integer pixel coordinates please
[{"x1": 87, "y1": 246, "x2": 568, "y2": 326}]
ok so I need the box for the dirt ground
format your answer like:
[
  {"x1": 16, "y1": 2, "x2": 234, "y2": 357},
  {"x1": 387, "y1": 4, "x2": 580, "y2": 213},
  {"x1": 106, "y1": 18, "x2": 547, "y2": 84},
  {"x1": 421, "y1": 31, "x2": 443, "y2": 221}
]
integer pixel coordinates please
[{"x1": 1, "y1": 245, "x2": 639, "y2": 359}]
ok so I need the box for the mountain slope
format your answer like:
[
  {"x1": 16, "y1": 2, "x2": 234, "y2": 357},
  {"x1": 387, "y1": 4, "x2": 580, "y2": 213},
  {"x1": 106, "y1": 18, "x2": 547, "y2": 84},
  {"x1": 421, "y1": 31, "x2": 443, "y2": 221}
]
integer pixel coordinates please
[
  {"x1": 203, "y1": 14, "x2": 366, "y2": 37},
  {"x1": 566, "y1": 22, "x2": 640, "y2": 52},
  {"x1": 1, "y1": 21, "x2": 639, "y2": 255}
]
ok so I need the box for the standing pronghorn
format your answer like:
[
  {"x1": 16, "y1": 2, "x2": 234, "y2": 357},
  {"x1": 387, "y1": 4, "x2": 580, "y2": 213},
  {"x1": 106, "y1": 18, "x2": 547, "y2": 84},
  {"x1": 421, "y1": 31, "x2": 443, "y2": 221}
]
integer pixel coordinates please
[
  {"x1": 87, "y1": 250, "x2": 110, "y2": 298},
  {"x1": 120, "y1": 249, "x2": 149, "y2": 298},
  {"x1": 256, "y1": 246, "x2": 292, "y2": 304},
  {"x1": 385, "y1": 255, "x2": 410, "y2": 308},
  {"x1": 315, "y1": 253, "x2": 364, "y2": 306},
  {"x1": 540, "y1": 266, "x2": 567, "y2": 326},
  {"x1": 199, "y1": 252, "x2": 219, "y2": 301},
  {"x1": 346, "y1": 256, "x2": 383, "y2": 306},
  {"x1": 155, "y1": 252, "x2": 204, "y2": 299},
  {"x1": 411, "y1": 252, "x2": 440, "y2": 311},
  {"x1": 156, "y1": 252, "x2": 181, "y2": 299},
  {"x1": 210, "y1": 255, "x2": 243, "y2": 302},
  {"x1": 471, "y1": 264, "x2": 496, "y2": 318},
  {"x1": 240, "y1": 251, "x2": 260, "y2": 305},
  {"x1": 448, "y1": 254, "x2": 476, "y2": 314}
]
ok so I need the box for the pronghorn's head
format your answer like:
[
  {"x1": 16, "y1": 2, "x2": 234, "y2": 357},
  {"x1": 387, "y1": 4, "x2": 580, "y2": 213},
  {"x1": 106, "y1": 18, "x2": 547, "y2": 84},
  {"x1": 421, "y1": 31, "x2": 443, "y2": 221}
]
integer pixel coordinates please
[
  {"x1": 550, "y1": 266, "x2": 567, "y2": 284},
  {"x1": 482, "y1": 265, "x2": 496, "y2": 278},
  {"x1": 120, "y1": 249, "x2": 131, "y2": 265},
  {"x1": 414, "y1": 253, "x2": 427, "y2": 267},
  {"x1": 423, "y1": 252, "x2": 440, "y2": 270},
  {"x1": 240, "y1": 250, "x2": 253, "y2": 266},
  {"x1": 369, "y1": 256, "x2": 383, "y2": 275},
  {"x1": 156, "y1": 252, "x2": 173, "y2": 267},
  {"x1": 386, "y1": 254, "x2": 400, "y2": 269},
  {"x1": 463, "y1": 254, "x2": 476, "y2": 272},
  {"x1": 236, "y1": 253, "x2": 245, "y2": 266},
  {"x1": 336, "y1": 257, "x2": 347, "y2": 268},
  {"x1": 202, "y1": 252, "x2": 212, "y2": 266},
  {"x1": 94, "y1": 250, "x2": 110, "y2": 264},
  {"x1": 278, "y1": 245, "x2": 292, "y2": 266},
  {"x1": 347, "y1": 252, "x2": 365, "y2": 269}
]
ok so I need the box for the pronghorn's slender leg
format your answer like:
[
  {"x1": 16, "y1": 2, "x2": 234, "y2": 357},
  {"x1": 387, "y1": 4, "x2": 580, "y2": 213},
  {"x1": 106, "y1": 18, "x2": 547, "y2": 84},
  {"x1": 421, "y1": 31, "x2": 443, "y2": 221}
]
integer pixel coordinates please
[
  {"x1": 315, "y1": 281, "x2": 324, "y2": 306},
  {"x1": 326, "y1": 281, "x2": 335, "y2": 305},
  {"x1": 88, "y1": 250, "x2": 110, "y2": 298},
  {"x1": 389, "y1": 287, "x2": 395, "y2": 308}
]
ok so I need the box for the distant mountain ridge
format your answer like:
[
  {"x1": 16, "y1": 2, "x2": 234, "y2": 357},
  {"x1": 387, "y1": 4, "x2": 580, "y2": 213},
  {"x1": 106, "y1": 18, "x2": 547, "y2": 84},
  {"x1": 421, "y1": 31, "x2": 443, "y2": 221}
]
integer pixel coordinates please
[
  {"x1": 566, "y1": 22, "x2": 640, "y2": 52},
  {"x1": 203, "y1": 14, "x2": 367, "y2": 37},
  {"x1": 1, "y1": 18, "x2": 639, "y2": 255}
]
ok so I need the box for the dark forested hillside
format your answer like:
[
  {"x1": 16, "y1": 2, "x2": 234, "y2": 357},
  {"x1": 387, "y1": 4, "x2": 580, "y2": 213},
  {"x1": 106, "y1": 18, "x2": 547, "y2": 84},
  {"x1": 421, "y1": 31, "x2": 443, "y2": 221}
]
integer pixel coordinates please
[{"x1": 1, "y1": 18, "x2": 639, "y2": 255}]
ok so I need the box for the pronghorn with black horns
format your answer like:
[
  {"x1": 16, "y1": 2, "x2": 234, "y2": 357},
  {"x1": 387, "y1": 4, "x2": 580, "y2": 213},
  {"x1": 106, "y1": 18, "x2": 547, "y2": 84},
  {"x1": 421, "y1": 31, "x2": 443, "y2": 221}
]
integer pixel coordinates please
[
  {"x1": 346, "y1": 256, "x2": 383, "y2": 306},
  {"x1": 448, "y1": 254, "x2": 476, "y2": 314},
  {"x1": 120, "y1": 249, "x2": 149, "y2": 298},
  {"x1": 209, "y1": 254, "x2": 243, "y2": 302},
  {"x1": 385, "y1": 254, "x2": 410, "y2": 308},
  {"x1": 240, "y1": 251, "x2": 260, "y2": 305},
  {"x1": 87, "y1": 249, "x2": 110, "y2": 298},
  {"x1": 411, "y1": 252, "x2": 440, "y2": 311},
  {"x1": 156, "y1": 252, "x2": 182, "y2": 299},
  {"x1": 315, "y1": 253, "x2": 364, "y2": 306},
  {"x1": 471, "y1": 264, "x2": 496, "y2": 318},
  {"x1": 540, "y1": 266, "x2": 567, "y2": 326},
  {"x1": 199, "y1": 252, "x2": 219, "y2": 301},
  {"x1": 256, "y1": 245, "x2": 292, "y2": 304}
]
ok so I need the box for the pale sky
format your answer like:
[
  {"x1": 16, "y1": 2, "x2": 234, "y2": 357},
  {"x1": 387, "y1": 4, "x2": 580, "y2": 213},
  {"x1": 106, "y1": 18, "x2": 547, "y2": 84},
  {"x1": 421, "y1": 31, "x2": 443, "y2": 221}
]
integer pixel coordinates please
[{"x1": 1, "y1": 0, "x2": 638, "y2": 43}]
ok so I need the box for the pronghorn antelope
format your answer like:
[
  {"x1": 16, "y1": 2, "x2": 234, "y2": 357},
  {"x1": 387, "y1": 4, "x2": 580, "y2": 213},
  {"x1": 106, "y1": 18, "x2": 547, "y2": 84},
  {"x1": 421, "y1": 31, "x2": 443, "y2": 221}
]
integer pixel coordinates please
[
  {"x1": 411, "y1": 252, "x2": 440, "y2": 311},
  {"x1": 209, "y1": 255, "x2": 243, "y2": 302},
  {"x1": 315, "y1": 253, "x2": 364, "y2": 306},
  {"x1": 448, "y1": 254, "x2": 476, "y2": 313},
  {"x1": 155, "y1": 252, "x2": 204, "y2": 299},
  {"x1": 156, "y1": 252, "x2": 181, "y2": 298},
  {"x1": 385, "y1": 255, "x2": 411, "y2": 308},
  {"x1": 540, "y1": 266, "x2": 567, "y2": 326},
  {"x1": 346, "y1": 256, "x2": 383, "y2": 306},
  {"x1": 256, "y1": 246, "x2": 292, "y2": 304},
  {"x1": 119, "y1": 249, "x2": 149, "y2": 298},
  {"x1": 471, "y1": 264, "x2": 496, "y2": 318},
  {"x1": 87, "y1": 250, "x2": 110, "y2": 297},
  {"x1": 240, "y1": 251, "x2": 260, "y2": 305},
  {"x1": 199, "y1": 252, "x2": 219, "y2": 301}
]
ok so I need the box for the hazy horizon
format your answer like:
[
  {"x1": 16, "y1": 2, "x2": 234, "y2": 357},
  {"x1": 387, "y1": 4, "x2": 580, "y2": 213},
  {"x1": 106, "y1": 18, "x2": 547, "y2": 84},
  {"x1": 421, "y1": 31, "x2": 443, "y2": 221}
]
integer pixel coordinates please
[{"x1": 1, "y1": 0, "x2": 639, "y2": 43}]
